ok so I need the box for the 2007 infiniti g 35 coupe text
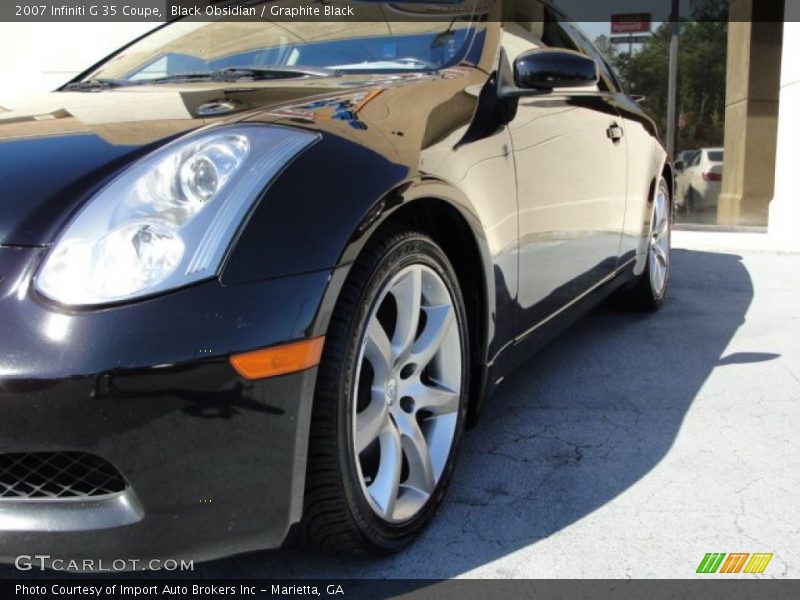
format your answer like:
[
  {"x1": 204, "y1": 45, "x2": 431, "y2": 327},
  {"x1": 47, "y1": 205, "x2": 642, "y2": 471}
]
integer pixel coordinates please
[{"x1": 0, "y1": 0, "x2": 672, "y2": 562}]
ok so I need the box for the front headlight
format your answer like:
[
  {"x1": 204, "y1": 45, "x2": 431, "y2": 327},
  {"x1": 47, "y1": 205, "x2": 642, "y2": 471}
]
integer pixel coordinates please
[{"x1": 36, "y1": 125, "x2": 318, "y2": 306}]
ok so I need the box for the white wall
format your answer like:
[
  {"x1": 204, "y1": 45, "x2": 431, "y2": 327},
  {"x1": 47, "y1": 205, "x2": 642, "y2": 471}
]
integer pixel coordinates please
[
  {"x1": 0, "y1": 23, "x2": 156, "y2": 108},
  {"x1": 768, "y1": 2, "x2": 800, "y2": 250}
]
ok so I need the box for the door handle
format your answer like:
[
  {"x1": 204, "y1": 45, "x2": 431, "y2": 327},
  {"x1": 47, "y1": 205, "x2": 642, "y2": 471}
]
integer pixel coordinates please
[{"x1": 607, "y1": 123, "x2": 624, "y2": 142}]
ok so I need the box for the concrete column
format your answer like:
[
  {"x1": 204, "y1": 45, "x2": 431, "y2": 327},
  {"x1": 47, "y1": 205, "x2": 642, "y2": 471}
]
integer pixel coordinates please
[
  {"x1": 717, "y1": 0, "x2": 783, "y2": 226},
  {"x1": 768, "y1": 2, "x2": 800, "y2": 250}
]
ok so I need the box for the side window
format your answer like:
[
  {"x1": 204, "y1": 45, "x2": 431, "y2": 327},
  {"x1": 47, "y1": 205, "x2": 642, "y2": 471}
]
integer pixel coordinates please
[
  {"x1": 501, "y1": 0, "x2": 579, "y2": 62},
  {"x1": 500, "y1": 0, "x2": 546, "y2": 62},
  {"x1": 558, "y1": 20, "x2": 619, "y2": 93}
]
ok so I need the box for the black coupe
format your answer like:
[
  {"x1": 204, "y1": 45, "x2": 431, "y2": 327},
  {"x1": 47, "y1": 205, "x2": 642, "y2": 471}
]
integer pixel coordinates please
[{"x1": 0, "y1": 0, "x2": 671, "y2": 562}]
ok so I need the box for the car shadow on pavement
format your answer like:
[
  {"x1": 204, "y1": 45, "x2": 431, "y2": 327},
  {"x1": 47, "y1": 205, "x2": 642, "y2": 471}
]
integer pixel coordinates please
[{"x1": 0, "y1": 249, "x2": 755, "y2": 581}]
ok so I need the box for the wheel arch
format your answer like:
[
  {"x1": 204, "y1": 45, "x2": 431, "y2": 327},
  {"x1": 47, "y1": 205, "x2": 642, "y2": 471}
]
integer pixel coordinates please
[
  {"x1": 662, "y1": 162, "x2": 675, "y2": 208},
  {"x1": 381, "y1": 198, "x2": 490, "y2": 427},
  {"x1": 327, "y1": 184, "x2": 496, "y2": 428}
]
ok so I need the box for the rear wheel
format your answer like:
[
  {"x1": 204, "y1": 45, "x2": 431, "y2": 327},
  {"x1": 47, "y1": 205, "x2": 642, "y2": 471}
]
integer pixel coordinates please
[
  {"x1": 300, "y1": 228, "x2": 469, "y2": 555},
  {"x1": 617, "y1": 177, "x2": 671, "y2": 311}
]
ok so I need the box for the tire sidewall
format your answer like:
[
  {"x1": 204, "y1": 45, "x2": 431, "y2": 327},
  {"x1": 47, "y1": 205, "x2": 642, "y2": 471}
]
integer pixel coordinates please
[{"x1": 336, "y1": 234, "x2": 469, "y2": 551}]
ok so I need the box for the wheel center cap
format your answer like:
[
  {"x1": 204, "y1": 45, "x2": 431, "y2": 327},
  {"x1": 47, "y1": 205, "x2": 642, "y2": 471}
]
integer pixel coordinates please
[{"x1": 385, "y1": 378, "x2": 398, "y2": 406}]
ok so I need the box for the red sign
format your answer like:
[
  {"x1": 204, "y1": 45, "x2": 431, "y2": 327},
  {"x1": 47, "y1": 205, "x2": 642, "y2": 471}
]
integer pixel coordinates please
[{"x1": 611, "y1": 13, "x2": 652, "y2": 35}]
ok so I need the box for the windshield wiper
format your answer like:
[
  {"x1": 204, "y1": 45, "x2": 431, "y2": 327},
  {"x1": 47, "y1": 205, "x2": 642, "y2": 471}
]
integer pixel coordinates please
[
  {"x1": 129, "y1": 66, "x2": 339, "y2": 86},
  {"x1": 63, "y1": 79, "x2": 128, "y2": 91},
  {"x1": 64, "y1": 66, "x2": 339, "y2": 91},
  {"x1": 217, "y1": 66, "x2": 340, "y2": 80},
  {"x1": 133, "y1": 72, "x2": 224, "y2": 85}
]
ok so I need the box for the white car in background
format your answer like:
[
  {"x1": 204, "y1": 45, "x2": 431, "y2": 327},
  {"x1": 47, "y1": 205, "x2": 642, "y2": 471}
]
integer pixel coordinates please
[
  {"x1": 675, "y1": 148, "x2": 724, "y2": 212},
  {"x1": 675, "y1": 149, "x2": 699, "y2": 167}
]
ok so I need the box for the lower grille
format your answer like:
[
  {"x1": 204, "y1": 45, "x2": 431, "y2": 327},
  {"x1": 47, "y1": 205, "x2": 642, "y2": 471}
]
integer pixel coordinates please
[{"x1": 0, "y1": 452, "x2": 127, "y2": 499}]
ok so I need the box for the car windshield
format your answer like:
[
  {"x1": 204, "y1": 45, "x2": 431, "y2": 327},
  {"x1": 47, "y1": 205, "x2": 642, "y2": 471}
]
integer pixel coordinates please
[
  {"x1": 707, "y1": 150, "x2": 724, "y2": 162},
  {"x1": 80, "y1": 3, "x2": 484, "y2": 84}
]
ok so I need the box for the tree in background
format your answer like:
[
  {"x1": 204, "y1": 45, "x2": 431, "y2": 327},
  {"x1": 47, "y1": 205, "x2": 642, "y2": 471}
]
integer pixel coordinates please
[
  {"x1": 593, "y1": 34, "x2": 619, "y2": 63},
  {"x1": 598, "y1": 0, "x2": 728, "y2": 152}
]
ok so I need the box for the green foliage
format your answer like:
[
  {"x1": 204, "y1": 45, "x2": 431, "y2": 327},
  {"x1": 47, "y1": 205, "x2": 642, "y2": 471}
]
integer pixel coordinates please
[{"x1": 600, "y1": 4, "x2": 728, "y2": 152}]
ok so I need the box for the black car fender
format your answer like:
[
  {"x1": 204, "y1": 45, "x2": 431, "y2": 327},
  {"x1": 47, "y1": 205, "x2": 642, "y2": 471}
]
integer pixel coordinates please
[
  {"x1": 222, "y1": 131, "x2": 495, "y2": 345},
  {"x1": 222, "y1": 131, "x2": 498, "y2": 422}
]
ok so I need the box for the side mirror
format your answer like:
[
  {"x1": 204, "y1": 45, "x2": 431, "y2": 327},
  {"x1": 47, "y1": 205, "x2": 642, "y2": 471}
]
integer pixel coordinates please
[
  {"x1": 513, "y1": 48, "x2": 599, "y2": 91},
  {"x1": 674, "y1": 160, "x2": 685, "y2": 171}
]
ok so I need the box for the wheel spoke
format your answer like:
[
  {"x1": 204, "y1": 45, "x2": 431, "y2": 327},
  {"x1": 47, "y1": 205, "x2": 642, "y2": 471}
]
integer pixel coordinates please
[
  {"x1": 394, "y1": 411, "x2": 435, "y2": 495},
  {"x1": 656, "y1": 214, "x2": 669, "y2": 240},
  {"x1": 653, "y1": 241, "x2": 668, "y2": 267},
  {"x1": 406, "y1": 380, "x2": 459, "y2": 415},
  {"x1": 355, "y1": 400, "x2": 388, "y2": 454},
  {"x1": 367, "y1": 420, "x2": 403, "y2": 518},
  {"x1": 650, "y1": 250, "x2": 665, "y2": 292},
  {"x1": 654, "y1": 192, "x2": 664, "y2": 222},
  {"x1": 411, "y1": 304, "x2": 455, "y2": 368},
  {"x1": 390, "y1": 267, "x2": 422, "y2": 361},
  {"x1": 655, "y1": 195, "x2": 669, "y2": 239},
  {"x1": 364, "y1": 318, "x2": 392, "y2": 381}
]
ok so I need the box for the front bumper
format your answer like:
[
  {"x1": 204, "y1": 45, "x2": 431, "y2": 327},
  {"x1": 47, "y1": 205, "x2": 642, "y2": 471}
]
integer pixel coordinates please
[{"x1": 0, "y1": 247, "x2": 333, "y2": 564}]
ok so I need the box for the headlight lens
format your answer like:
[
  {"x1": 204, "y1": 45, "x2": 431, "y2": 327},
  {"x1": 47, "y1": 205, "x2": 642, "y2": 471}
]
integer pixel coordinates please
[{"x1": 36, "y1": 126, "x2": 317, "y2": 306}]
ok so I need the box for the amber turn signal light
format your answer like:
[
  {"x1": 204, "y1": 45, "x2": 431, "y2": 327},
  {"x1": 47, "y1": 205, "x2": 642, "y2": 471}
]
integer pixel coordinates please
[{"x1": 230, "y1": 337, "x2": 325, "y2": 379}]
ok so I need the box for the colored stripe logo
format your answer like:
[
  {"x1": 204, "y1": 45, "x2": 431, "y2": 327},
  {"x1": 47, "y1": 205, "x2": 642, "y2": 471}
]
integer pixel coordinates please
[{"x1": 697, "y1": 553, "x2": 773, "y2": 574}]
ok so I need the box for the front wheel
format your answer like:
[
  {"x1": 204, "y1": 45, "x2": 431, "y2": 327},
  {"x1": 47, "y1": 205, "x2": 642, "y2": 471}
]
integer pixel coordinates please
[
  {"x1": 300, "y1": 228, "x2": 469, "y2": 555},
  {"x1": 617, "y1": 176, "x2": 672, "y2": 311}
]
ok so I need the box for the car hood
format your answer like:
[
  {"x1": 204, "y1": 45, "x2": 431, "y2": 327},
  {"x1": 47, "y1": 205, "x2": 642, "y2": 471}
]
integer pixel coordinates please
[{"x1": 0, "y1": 70, "x2": 482, "y2": 246}]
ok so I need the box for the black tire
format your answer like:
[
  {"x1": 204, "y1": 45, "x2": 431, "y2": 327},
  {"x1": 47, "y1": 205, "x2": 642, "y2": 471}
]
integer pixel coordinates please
[
  {"x1": 299, "y1": 227, "x2": 469, "y2": 556},
  {"x1": 616, "y1": 176, "x2": 672, "y2": 312}
]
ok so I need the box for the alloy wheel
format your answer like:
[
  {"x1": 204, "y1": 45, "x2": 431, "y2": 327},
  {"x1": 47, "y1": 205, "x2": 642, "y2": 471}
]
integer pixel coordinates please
[
  {"x1": 352, "y1": 264, "x2": 462, "y2": 523},
  {"x1": 649, "y1": 183, "x2": 671, "y2": 296}
]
